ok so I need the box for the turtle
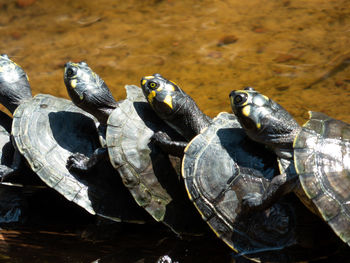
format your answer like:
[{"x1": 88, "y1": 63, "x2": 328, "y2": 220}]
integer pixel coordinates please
[
  {"x1": 63, "y1": 61, "x2": 207, "y2": 236},
  {"x1": 0, "y1": 54, "x2": 149, "y2": 223},
  {"x1": 230, "y1": 87, "x2": 350, "y2": 246},
  {"x1": 140, "y1": 74, "x2": 341, "y2": 262},
  {"x1": 0, "y1": 56, "x2": 28, "y2": 182}
]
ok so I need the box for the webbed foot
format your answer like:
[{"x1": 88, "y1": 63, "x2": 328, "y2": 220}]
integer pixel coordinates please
[
  {"x1": 66, "y1": 153, "x2": 90, "y2": 173},
  {"x1": 241, "y1": 192, "x2": 263, "y2": 213}
]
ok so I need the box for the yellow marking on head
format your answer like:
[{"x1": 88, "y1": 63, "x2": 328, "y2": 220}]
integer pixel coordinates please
[
  {"x1": 156, "y1": 86, "x2": 163, "y2": 92},
  {"x1": 26, "y1": 74, "x2": 29, "y2": 82},
  {"x1": 242, "y1": 105, "x2": 250, "y2": 117},
  {"x1": 79, "y1": 94, "x2": 84, "y2": 100},
  {"x1": 148, "y1": 90, "x2": 156, "y2": 104},
  {"x1": 167, "y1": 83, "x2": 176, "y2": 91},
  {"x1": 70, "y1": 63, "x2": 79, "y2": 67},
  {"x1": 70, "y1": 79, "x2": 77, "y2": 88},
  {"x1": 163, "y1": 95, "x2": 173, "y2": 109},
  {"x1": 256, "y1": 122, "x2": 261, "y2": 129},
  {"x1": 262, "y1": 95, "x2": 269, "y2": 101},
  {"x1": 141, "y1": 79, "x2": 147, "y2": 86},
  {"x1": 144, "y1": 76, "x2": 154, "y2": 80}
]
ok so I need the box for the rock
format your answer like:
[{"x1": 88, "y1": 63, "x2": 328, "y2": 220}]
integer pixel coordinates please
[
  {"x1": 217, "y1": 35, "x2": 238, "y2": 47},
  {"x1": 16, "y1": 0, "x2": 36, "y2": 8},
  {"x1": 273, "y1": 54, "x2": 296, "y2": 63},
  {"x1": 252, "y1": 26, "x2": 267, "y2": 33}
]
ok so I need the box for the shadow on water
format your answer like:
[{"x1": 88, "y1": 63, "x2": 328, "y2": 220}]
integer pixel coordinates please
[
  {"x1": 0, "y1": 176, "x2": 231, "y2": 263},
  {"x1": 0, "y1": 222, "x2": 234, "y2": 263}
]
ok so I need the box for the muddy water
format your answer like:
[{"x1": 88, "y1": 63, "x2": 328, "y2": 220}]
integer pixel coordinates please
[
  {"x1": 0, "y1": 0, "x2": 349, "y2": 262},
  {"x1": 0, "y1": 0, "x2": 349, "y2": 122}
]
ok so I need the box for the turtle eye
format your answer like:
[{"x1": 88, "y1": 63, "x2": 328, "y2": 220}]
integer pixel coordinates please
[
  {"x1": 147, "y1": 81, "x2": 158, "y2": 90},
  {"x1": 66, "y1": 67, "x2": 77, "y2": 78},
  {"x1": 233, "y1": 93, "x2": 247, "y2": 105}
]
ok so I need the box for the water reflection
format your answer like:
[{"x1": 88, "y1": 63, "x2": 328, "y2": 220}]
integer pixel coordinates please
[{"x1": 0, "y1": 224, "x2": 232, "y2": 263}]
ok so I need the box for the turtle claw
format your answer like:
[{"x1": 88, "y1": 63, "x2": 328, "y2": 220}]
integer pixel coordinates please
[
  {"x1": 66, "y1": 153, "x2": 90, "y2": 173},
  {"x1": 241, "y1": 192, "x2": 263, "y2": 213}
]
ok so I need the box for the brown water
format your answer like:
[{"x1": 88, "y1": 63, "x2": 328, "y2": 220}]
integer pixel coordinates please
[
  {"x1": 0, "y1": 0, "x2": 349, "y2": 122},
  {"x1": 0, "y1": 0, "x2": 349, "y2": 262}
]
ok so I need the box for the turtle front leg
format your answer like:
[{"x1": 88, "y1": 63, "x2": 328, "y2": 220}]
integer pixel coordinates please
[
  {"x1": 0, "y1": 149, "x2": 22, "y2": 181},
  {"x1": 67, "y1": 147, "x2": 108, "y2": 173},
  {"x1": 241, "y1": 173, "x2": 298, "y2": 213},
  {"x1": 152, "y1": 131, "x2": 187, "y2": 158}
]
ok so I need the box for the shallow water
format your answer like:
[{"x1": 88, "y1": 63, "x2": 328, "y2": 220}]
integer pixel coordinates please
[
  {"x1": 0, "y1": 0, "x2": 349, "y2": 122},
  {"x1": 0, "y1": 0, "x2": 349, "y2": 262}
]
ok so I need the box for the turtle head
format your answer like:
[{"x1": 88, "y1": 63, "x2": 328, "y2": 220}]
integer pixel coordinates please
[
  {"x1": 140, "y1": 74, "x2": 186, "y2": 120},
  {"x1": 64, "y1": 61, "x2": 118, "y2": 124},
  {"x1": 0, "y1": 54, "x2": 32, "y2": 114},
  {"x1": 230, "y1": 87, "x2": 300, "y2": 151},
  {"x1": 141, "y1": 74, "x2": 211, "y2": 140}
]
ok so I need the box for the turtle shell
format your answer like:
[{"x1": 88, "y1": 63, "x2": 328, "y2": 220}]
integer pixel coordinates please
[
  {"x1": 294, "y1": 111, "x2": 350, "y2": 245},
  {"x1": 106, "y1": 85, "x2": 206, "y2": 235},
  {"x1": 12, "y1": 94, "x2": 149, "y2": 223},
  {"x1": 182, "y1": 112, "x2": 338, "y2": 262}
]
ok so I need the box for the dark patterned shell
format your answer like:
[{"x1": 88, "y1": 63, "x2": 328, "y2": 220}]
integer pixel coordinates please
[
  {"x1": 106, "y1": 85, "x2": 206, "y2": 235},
  {"x1": 294, "y1": 111, "x2": 350, "y2": 245},
  {"x1": 182, "y1": 112, "x2": 335, "y2": 262},
  {"x1": 12, "y1": 94, "x2": 149, "y2": 223}
]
